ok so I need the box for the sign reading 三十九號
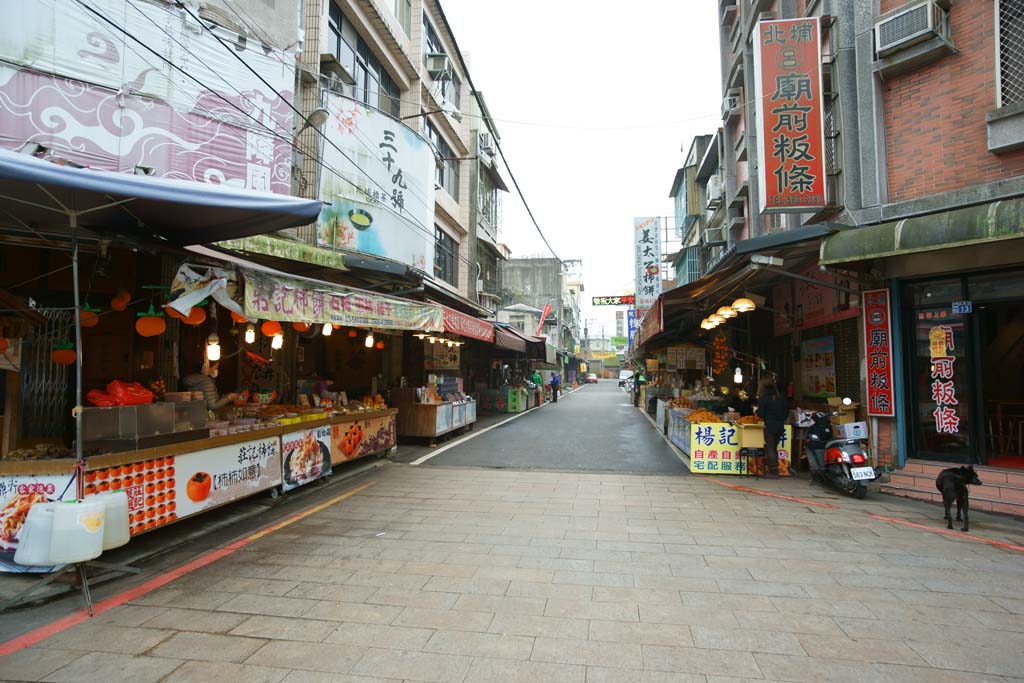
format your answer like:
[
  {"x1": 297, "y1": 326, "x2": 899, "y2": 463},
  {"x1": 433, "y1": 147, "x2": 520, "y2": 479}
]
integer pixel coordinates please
[{"x1": 753, "y1": 17, "x2": 827, "y2": 213}]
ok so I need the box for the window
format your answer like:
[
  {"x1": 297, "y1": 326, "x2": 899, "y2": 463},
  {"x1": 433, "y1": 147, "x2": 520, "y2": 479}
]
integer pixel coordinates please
[
  {"x1": 421, "y1": 16, "x2": 460, "y2": 110},
  {"x1": 425, "y1": 121, "x2": 459, "y2": 200},
  {"x1": 478, "y1": 169, "x2": 501, "y2": 238},
  {"x1": 998, "y1": 0, "x2": 1024, "y2": 107},
  {"x1": 394, "y1": 0, "x2": 412, "y2": 37},
  {"x1": 327, "y1": 2, "x2": 400, "y2": 118},
  {"x1": 434, "y1": 228, "x2": 458, "y2": 286}
]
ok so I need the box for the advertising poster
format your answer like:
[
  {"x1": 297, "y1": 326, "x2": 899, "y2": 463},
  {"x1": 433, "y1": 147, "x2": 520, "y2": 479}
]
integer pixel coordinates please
[
  {"x1": 689, "y1": 423, "x2": 792, "y2": 476},
  {"x1": 753, "y1": 17, "x2": 827, "y2": 212},
  {"x1": 801, "y1": 336, "x2": 837, "y2": 398},
  {"x1": 863, "y1": 289, "x2": 895, "y2": 417},
  {"x1": 315, "y1": 93, "x2": 435, "y2": 273},
  {"x1": 281, "y1": 425, "x2": 332, "y2": 492},
  {"x1": 424, "y1": 341, "x2": 460, "y2": 371},
  {"x1": 0, "y1": 473, "x2": 74, "y2": 572},
  {"x1": 773, "y1": 267, "x2": 858, "y2": 336},
  {"x1": 331, "y1": 415, "x2": 397, "y2": 464},
  {"x1": 634, "y1": 217, "x2": 662, "y2": 316}
]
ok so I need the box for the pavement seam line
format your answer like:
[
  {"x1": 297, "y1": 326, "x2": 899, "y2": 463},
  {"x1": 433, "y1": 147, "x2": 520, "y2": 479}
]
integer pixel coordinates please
[
  {"x1": 0, "y1": 479, "x2": 376, "y2": 656},
  {"x1": 409, "y1": 385, "x2": 585, "y2": 466},
  {"x1": 866, "y1": 513, "x2": 1024, "y2": 553}
]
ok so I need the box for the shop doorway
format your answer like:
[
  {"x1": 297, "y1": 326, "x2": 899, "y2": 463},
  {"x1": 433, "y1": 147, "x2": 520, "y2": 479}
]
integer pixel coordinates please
[{"x1": 978, "y1": 300, "x2": 1024, "y2": 467}]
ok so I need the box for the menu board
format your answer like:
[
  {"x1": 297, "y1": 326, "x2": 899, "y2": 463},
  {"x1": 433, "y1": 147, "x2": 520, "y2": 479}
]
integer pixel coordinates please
[{"x1": 801, "y1": 336, "x2": 836, "y2": 399}]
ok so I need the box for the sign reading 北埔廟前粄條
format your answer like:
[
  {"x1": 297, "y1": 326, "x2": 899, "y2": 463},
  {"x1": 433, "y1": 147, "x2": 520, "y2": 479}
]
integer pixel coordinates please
[{"x1": 753, "y1": 17, "x2": 827, "y2": 213}]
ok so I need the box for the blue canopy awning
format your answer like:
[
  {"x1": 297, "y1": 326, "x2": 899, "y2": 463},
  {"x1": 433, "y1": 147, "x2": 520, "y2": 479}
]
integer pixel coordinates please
[{"x1": 0, "y1": 149, "x2": 323, "y2": 244}]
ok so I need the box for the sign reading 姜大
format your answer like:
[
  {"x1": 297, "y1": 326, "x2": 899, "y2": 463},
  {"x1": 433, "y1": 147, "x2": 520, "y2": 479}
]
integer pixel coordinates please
[{"x1": 634, "y1": 218, "x2": 662, "y2": 315}]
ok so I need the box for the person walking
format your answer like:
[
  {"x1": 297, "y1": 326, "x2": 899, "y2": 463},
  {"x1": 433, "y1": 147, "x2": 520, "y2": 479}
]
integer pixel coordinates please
[
  {"x1": 632, "y1": 368, "x2": 647, "y2": 408},
  {"x1": 530, "y1": 369, "x2": 544, "y2": 406},
  {"x1": 756, "y1": 376, "x2": 788, "y2": 479},
  {"x1": 551, "y1": 372, "x2": 560, "y2": 403}
]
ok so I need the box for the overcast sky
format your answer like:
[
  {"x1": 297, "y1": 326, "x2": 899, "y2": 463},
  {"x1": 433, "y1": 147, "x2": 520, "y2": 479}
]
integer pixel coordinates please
[{"x1": 440, "y1": 0, "x2": 722, "y2": 339}]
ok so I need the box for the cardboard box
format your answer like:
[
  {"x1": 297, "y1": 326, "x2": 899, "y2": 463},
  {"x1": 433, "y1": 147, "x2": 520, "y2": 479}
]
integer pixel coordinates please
[
  {"x1": 737, "y1": 423, "x2": 765, "y2": 449},
  {"x1": 834, "y1": 421, "x2": 868, "y2": 440},
  {"x1": 826, "y1": 397, "x2": 859, "y2": 425}
]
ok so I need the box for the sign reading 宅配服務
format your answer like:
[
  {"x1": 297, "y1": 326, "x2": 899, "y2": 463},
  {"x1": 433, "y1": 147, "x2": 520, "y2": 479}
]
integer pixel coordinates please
[
  {"x1": 634, "y1": 217, "x2": 662, "y2": 317},
  {"x1": 863, "y1": 289, "x2": 895, "y2": 417},
  {"x1": 591, "y1": 295, "x2": 635, "y2": 307},
  {"x1": 753, "y1": 17, "x2": 827, "y2": 213}
]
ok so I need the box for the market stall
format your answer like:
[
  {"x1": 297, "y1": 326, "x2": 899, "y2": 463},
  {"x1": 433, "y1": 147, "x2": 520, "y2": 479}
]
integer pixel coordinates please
[{"x1": 667, "y1": 403, "x2": 794, "y2": 476}]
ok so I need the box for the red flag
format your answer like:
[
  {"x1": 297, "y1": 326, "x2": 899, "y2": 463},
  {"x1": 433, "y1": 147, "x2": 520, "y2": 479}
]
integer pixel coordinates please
[{"x1": 536, "y1": 304, "x2": 553, "y2": 336}]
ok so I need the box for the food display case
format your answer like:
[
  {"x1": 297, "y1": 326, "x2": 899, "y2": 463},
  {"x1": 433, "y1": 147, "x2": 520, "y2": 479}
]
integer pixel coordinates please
[
  {"x1": 392, "y1": 388, "x2": 477, "y2": 438},
  {"x1": 81, "y1": 401, "x2": 209, "y2": 452}
]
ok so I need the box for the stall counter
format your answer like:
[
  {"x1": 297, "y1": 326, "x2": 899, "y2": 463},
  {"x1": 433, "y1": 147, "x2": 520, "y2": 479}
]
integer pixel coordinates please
[{"x1": 667, "y1": 411, "x2": 793, "y2": 476}]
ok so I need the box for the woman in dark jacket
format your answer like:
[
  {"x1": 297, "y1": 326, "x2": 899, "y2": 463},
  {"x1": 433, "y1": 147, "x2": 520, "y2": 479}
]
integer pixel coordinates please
[{"x1": 756, "y1": 377, "x2": 788, "y2": 479}]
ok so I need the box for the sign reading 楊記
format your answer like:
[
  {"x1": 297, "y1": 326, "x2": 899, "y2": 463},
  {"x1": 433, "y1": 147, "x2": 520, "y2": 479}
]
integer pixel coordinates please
[
  {"x1": 863, "y1": 289, "x2": 895, "y2": 417},
  {"x1": 634, "y1": 217, "x2": 662, "y2": 317},
  {"x1": 753, "y1": 17, "x2": 827, "y2": 213},
  {"x1": 592, "y1": 295, "x2": 635, "y2": 307}
]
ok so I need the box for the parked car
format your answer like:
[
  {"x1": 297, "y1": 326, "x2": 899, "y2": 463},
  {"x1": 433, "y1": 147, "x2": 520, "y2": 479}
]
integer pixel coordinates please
[
  {"x1": 585, "y1": 373, "x2": 599, "y2": 384},
  {"x1": 618, "y1": 370, "x2": 634, "y2": 387}
]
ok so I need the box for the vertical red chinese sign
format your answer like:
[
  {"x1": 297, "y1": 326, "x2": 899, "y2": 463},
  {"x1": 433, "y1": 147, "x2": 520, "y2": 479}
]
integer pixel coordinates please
[
  {"x1": 928, "y1": 325, "x2": 959, "y2": 434},
  {"x1": 863, "y1": 289, "x2": 895, "y2": 417},
  {"x1": 753, "y1": 17, "x2": 827, "y2": 212}
]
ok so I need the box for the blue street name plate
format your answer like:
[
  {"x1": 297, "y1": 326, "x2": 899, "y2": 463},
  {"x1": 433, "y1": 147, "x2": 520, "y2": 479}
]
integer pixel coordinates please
[{"x1": 952, "y1": 300, "x2": 972, "y2": 314}]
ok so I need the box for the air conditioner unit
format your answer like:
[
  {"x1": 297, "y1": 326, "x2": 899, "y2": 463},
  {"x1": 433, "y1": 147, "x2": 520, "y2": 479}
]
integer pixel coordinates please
[
  {"x1": 721, "y1": 94, "x2": 740, "y2": 121},
  {"x1": 426, "y1": 53, "x2": 451, "y2": 79},
  {"x1": 875, "y1": 1, "x2": 948, "y2": 57},
  {"x1": 705, "y1": 175, "x2": 723, "y2": 210},
  {"x1": 320, "y1": 52, "x2": 356, "y2": 85},
  {"x1": 479, "y1": 132, "x2": 495, "y2": 155}
]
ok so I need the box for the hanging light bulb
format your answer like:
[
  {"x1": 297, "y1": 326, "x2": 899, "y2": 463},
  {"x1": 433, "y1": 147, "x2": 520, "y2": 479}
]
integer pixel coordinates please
[
  {"x1": 732, "y1": 297, "x2": 756, "y2": 313},
  {"x1": 717, "y1": 305, "x2": 737, "y2": 319},
  {"x1": 206, "y1": 333, "x2": 221, "y2": 361},
  {"x1": 428, "y1": 336, "x2": 436, "y2": 344},
  {"x1": 734, "y1": 366, "x2": 743, "y2": 384},
  {"x1": 364, "y1": 332, "x2": 375, "y2": 348},
  {"x1": 414, "y1": 333, "x2": 427, "y2": 340},
  {"x1": 446, "y1": 340, "x2": 454, "y2": 348},
  {"x1": 322, "y1": 323, "x2": 333, "y2": 336},
  {"x1": 271, "y1": 333, "x2": 284, "y2": 350},
  {"x1": 244, "y1": 324, "x2": 256, "y2": 344},
  {"x1": 709, "y1": 313, "x2": 726, "y2": 325}
]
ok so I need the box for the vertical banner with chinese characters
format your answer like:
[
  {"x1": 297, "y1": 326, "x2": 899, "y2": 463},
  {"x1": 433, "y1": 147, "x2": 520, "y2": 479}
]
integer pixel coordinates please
[
  {"x1": 753, "y1": 17, "x2": 827, "y2": 213},
  {"x1": 863, "y1": 289, "x2": 895, "y2": 417},
  {"x1": 626, "y1": 309, "x2": 639, "y2": 345},
  {"x1": 929, "y1": 324, "x2": 959, "y2": 435},
  {"x1": 634, "y1": 217, "x2": 662, "y2": 317}
]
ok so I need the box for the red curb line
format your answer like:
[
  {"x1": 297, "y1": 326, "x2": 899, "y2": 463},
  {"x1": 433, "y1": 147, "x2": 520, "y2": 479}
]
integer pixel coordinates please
[
  {"x1": 707, "y1": 478, "x2": 838, "y2": 508},
  {"x1": 0, "y1": 480, "x2": 376, "y2": 656},
  {"x1": 867, "y1": 513, "x2": 1024, "y2": 553}
]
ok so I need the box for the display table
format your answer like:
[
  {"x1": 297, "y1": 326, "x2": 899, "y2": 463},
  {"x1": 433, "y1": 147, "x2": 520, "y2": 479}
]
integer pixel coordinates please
[
  {"x1": 393, "y1": 398, "x2": 476, "y2": 438},
  {"x1": 667, "y1": 411, "x2": 792, "y2": 476},
  {"x1": 480, "y1": 388, "x2": 527, "y2": 413},
  {"x1": 0, "y1": 410, "x2": 396, "y2": 571}
]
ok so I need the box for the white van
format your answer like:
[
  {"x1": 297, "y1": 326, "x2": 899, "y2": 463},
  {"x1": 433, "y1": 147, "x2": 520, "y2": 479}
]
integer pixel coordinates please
[{"x1": 618, "y1": 370, "x2": 634, "y2": 387}]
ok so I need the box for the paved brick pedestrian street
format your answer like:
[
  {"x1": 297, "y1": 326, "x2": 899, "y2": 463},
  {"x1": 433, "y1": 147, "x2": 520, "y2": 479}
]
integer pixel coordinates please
[{"x1": 1, "y1": 384, "x2": 1023, "y2": 682}]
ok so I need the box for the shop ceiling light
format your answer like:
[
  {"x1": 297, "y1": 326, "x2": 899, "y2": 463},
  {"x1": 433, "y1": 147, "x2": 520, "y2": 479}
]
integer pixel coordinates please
[
  {"x1": 732, "y1": 297, "x2": 756, "y2": 313},
  {"x1": 716, "y1": 305, "x2": 737, "y2": 319},
  {"x1": 244, "y1": 324, "x2": 256, "y2": 344},
  {"x1": 322, "y1": 322, "x2": 333, "y2": 336},
  {"x1": 206, "y1": 333, "x2": 221, "y2": 361},
  {"x1": 364, "y1": 332, "x2": 375, "y2": 348},
  {"x1": 733, "y1": 366, "x2": 743, "y2": 384},
  {"x1": 271, "y1": 333, "x2": 284, "y2": 350},
  {"x1": 700, "y1": 318, "x2": 713, "y2": 330},
  {"x1": 428, "y1": 336, "x2": 436, "y2": 344},
  {"x1": 709, "y1": 314, "x2": 725, "y2": 325}
]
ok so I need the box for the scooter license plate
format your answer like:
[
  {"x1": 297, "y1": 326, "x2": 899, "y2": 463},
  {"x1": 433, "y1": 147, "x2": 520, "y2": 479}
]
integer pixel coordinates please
[{"x1": 850, "y1": 467, "x2": 875, "y2": 481}]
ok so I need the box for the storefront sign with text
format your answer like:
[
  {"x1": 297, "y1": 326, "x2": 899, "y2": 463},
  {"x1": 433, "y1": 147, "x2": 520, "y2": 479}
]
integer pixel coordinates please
[{"x1": 863, "y1": 289, "x2": 895, "y2": 417}]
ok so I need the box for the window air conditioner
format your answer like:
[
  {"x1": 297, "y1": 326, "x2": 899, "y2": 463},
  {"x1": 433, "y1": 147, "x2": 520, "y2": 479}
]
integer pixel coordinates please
[
  {"x1": 426, "y1": 53, "x2": 451, "y2": 79},
  {"x1": 875, "y1": 1, "x2": 948, "y2": 57},
  {"x1": 705, "y1": 175, "x2": 723, "y2": 210},
  {"x1": 721, "y1": 94, "x2": 740, "y2": 121},
  {"x1": 479, "y1": 132, "x2": 495, "y2": 155}
]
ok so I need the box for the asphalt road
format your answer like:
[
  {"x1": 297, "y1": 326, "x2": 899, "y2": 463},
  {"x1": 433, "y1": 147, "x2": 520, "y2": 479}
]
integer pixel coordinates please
[{"x1": 419, "y1": 380, "x2": 689, "y2": 473}]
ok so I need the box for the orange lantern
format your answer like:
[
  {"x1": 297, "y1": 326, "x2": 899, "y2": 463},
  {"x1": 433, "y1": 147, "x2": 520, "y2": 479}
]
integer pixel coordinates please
[
  {"x1": 110, "y1": 290, "x2": 131, "y2": 311},
  {"x1": 51, "y1": 341, "x2": 76, "y2": 366},
  {"x1": 231, "y1": 310, "x2": 249, "y2": 324},
  {"x1": 136, "y1": 305, "x2": 166, "y2": 337},
  {"x1": 374, "y1": 341, "x2": 385, "y2": 349},
  {"x1": 163, "y1": 305, "x2": 186, "y2": 321},
  {"x1": 181, "y1": 306, "x2": 206, "y2": 326},
  {"x1": 347, "y1": 329, "x2": 358, "y2": 338},
  {"x1": 0, "y1": 338, "x2": 8, "y2": 354},
  {"x1": 292, "y1": 322, "x2": 311, "y2": 332},
  {"x1": 79, "y1": 306, "x2": 100, "y2": 328},
  {"x1": 261, "y1": 320, "x2": 282, "y2": 336}
]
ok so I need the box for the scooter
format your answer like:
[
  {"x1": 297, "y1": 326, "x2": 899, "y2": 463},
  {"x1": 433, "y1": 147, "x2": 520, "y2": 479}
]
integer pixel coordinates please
[{"x1": 802, "y1": 409, "x2": 876, "y2": 499}]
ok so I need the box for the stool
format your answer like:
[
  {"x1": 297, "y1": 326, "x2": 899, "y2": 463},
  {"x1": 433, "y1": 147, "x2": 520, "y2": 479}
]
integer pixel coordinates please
[{"x1": 739, "y1": 448, "x2": 765, "y2": 478}]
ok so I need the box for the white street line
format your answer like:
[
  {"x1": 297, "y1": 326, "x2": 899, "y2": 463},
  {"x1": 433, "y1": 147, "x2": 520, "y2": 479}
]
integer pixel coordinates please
[{"x1": 409, "y1": 385, "x2": 584, "y2": 466}]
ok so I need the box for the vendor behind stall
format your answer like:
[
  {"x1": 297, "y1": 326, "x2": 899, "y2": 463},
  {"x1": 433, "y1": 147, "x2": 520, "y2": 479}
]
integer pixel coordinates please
[
  {"x1": 183, "y1": 362, "x2": 238, "y2": 415},
  {"x1": 755, "y1": 377, "x2": 787, "y2": 479}
]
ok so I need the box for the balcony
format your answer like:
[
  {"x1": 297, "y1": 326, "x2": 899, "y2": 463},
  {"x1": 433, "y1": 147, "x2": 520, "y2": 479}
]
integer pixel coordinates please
[{"x1": 720, "y1": 0, "x2": 738, "y2": 26}]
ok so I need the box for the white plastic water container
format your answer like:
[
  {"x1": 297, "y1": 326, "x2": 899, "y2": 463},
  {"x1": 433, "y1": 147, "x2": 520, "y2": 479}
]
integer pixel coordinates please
[
  {"x1": 87, "y1": 491, "x2": 130, "y2": 550},
  {"x1": 13, "y1": 502, "x2": 57, "y2": 566},
  {"x1": 49, "y1": 500, "x2": 105, "y2": 564}
]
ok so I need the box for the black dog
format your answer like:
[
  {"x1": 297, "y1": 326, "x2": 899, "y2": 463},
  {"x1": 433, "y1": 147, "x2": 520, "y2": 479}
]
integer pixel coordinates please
[{"x1": 935, "y1": 466, "x2": 983, "y2": 532}]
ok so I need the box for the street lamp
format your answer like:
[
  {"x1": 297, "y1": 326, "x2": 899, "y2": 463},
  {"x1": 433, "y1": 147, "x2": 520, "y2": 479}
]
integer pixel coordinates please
[{"x1": 295, "y1": 107, "x2": 329, "y2": 137}]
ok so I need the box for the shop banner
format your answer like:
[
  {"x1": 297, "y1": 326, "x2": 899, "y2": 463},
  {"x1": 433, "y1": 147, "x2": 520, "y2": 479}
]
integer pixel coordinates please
[
  {"x1": 863, "y1": 289, "x2": 895, "y2": 417},
  {"x1": 928, "y1": 324, "x2": 960, "y2": 435},
  {"x1": 611, "y1": 336, "x2": 629, "y2": 349},
  {"x1": 773, "y1": 266, "x2": 858, "y2": 335},
  {"x1": 425, "y1": 340, "x2": 460, "y2": 371},
  {"x1": 536, "y1": 304, "x2": 553, "y2": 337},
  {"x1": 281, "y1": 425, "x2": 332, "y2": 492},
  {"x1": 636, "y1": 299, "x2": 664, "y2": 346},
  {"x1": 331, "y1": 414, "x2": 397, "y2": 464},
  {"x1": 314, "y1": 92, "x2": 434, "y2": 273},
  {"x1": 753, "y1": 17, "x2": 827, "y2": 212},
  {"x1": 627, "y1": 308, "x2": 639, "y2": 344},
  {"x1": 0, "y1": 473, "x2": 74, "y2": 572},
  {"x1": 690, "y1": 423, "x2": 792, "y2": 475},
  {"x1": 442, "y1": 306, "x2": 494, "y2": 342},
  {"x1": 634, "y1": 217, "x2": 662, "y2": 315},
  {"x1": 592, "y1": 295, "x2": 635, "y2": 306},
  {"x1": 801, "y1": 336, "x2": 836, "y2": 398},
  {"x1": 244, "y1": 270, "x2": 443, "y2": 332}
]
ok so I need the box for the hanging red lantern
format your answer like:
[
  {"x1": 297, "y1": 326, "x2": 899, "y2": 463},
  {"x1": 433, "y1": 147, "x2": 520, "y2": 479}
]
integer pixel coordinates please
[
  {"x1": 136, "y1": 305, "x2": 166, "y2": 337},
  {"x1": 231, "y1": 310, "x2": 250, "y2": 324},
  {"x1": 79, "y1": 306, "x2": 100, "y2": 328},
  {"x1": 374, "y1": 341, "x2": 385, "y2": 350},
  {"x1": 0, "y1": 338, "x2": 8, "y2": 354},
  {"x1": 292, "y1": 322, "x2": 311, "y2": 332},
  {"x1": 164, "y1": 305, "x2": 186, "y2": 321},
  {"x1": 51, "y1": 340, "x2": 76, "y2": 366},
  {"x1": 110, "y1": 290, "x2": 131, "y2": 312},
  {"x1": 261, "y1": 320, "x2": 282, "y2": 336},
  {"x1": 181, "y1": 307, "x2": 206, "y2": 326},
  {"x1": 347, "y1": 329, "x2": 358, "y2": 338}
]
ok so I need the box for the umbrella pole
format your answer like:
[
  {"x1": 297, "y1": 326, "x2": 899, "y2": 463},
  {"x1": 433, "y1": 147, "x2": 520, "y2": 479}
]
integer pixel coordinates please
[{"x1": 71, "y1": 217, "x2": 84, "y2": 501}]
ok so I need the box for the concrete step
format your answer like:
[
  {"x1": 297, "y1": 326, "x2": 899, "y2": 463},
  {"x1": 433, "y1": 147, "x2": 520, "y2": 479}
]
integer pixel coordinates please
[
  {"x1": 899, "y1": 459, "x2": 1024, "y2": 487},
  {"x1": 880, "y1": 482, "x2": 1024, "y2": 517}
]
